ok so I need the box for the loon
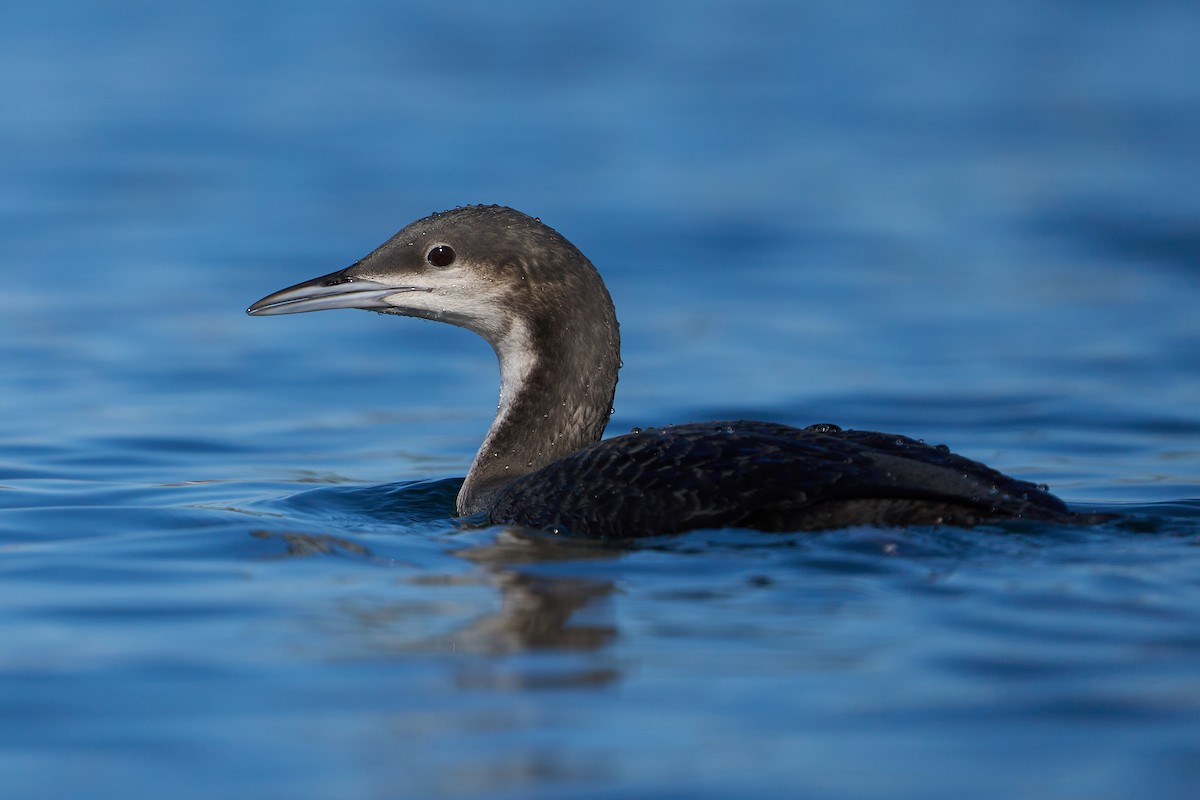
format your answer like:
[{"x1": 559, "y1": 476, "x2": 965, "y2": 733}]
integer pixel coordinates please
[{"x1": 248, "y1": 204, "x2": 1088, "y2": 538}]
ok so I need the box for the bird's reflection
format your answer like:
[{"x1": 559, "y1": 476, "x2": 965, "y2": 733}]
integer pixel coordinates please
[
  {"x1": 249, "y1": 528, "x2": 371, "y2": 558},
  {"x1": 448, "y1": 527, "x2": 623, "y2": 655},
  {"x1": 249, "y1": 525, "x2": 626, "y2": 686}
]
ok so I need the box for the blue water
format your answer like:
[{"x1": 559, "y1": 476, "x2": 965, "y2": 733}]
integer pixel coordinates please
[{"x1": 3, "y1": 1, "x2": 1200, "y2": 797}]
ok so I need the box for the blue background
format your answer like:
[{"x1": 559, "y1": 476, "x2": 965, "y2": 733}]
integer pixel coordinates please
[{"x1": 2, "y1": 2, "x2": 1200, "y2": 798}]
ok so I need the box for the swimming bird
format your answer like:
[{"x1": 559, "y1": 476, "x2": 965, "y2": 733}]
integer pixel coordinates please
[{"x1": 248, "y1": 204, "x2": 1087, "y2": 538}]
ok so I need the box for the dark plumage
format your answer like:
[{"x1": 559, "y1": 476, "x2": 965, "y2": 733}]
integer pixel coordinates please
[
  {"x1": 489, "y1": 422, "x2": 1078, "y2": 537},
  {"x1": 249, "y1": 205, "x2": 1095, "y2": 538}
]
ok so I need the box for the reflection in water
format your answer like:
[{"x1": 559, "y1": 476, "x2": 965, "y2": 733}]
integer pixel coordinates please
[
  {"x1": 449, "y1": 528, "x2": 623, "y2": 653},
  {"x1": 249, "y1": 528, "x2": 371, "y2": 558},
  {"x1": 248, "y1": 526, "x2": 626, "y2": 687},
  {"x1": 441, "y1": 528, "x2": 625, "y2": 688}
]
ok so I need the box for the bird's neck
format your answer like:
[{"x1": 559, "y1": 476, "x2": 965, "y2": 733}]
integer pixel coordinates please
[{"x1": 457, "y1": 306, "x2": 619, "y2": 516}]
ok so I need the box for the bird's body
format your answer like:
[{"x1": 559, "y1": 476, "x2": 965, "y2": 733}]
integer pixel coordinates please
[
  {"x1": 248, "y1": 205, "x2": 1090, "y2": 538},
  {"x1": 486, "y1": 421, "x2": 1077, "y2": 538}
]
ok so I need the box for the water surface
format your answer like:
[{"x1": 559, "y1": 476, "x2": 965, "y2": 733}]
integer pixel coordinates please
[{"x1": 3, "y1": 2, "x2": 1200, "y2": 798}]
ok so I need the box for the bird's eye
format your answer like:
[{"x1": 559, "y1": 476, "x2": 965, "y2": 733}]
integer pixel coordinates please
[{"x1": 427, "y1": 245, "x2": 456, "y2": 267}]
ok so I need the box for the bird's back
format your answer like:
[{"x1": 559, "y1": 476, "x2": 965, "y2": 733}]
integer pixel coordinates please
[{"x1": 486, "y1": 421, "x2": 1082, "y2": 538}]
